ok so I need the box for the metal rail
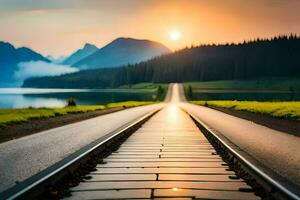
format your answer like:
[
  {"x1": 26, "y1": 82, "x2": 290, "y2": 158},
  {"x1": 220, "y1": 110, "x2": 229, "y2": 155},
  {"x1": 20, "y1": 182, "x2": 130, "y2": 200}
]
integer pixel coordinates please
[
  {"x1": 2, "y1": 103, "x2": 299, "y2": 199},
  {"x1": 187, "y1": 111, "x2": 300, "y2": 200},
  {"x1": 1, "y1": 108, "x2": 160, "y2": 200},
  {"x1": 59, "y1": 105, "x2": 259, "y2": 199}
]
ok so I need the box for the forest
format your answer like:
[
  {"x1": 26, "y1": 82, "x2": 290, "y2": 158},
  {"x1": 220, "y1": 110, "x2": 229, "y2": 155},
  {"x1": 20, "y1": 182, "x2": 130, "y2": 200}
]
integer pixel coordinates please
[{"x1": 23, "y1": 35, "x2": 300, "y2": 88}]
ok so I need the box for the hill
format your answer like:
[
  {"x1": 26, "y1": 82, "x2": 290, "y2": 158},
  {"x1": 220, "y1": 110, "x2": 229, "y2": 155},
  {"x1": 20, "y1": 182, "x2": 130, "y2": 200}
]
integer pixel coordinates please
[
  {"x1": 63, "y1": 43, "x2": 98, "y2": 65},
  {"x1": 0, "y1": 41, "x2": 49, "y2": 86},
  {"x1": 72, "y1": 38, "x2": 171, "y2": 69},
  {"x1": 23, "y1": 35, "x2": 300, "y2": 88}
]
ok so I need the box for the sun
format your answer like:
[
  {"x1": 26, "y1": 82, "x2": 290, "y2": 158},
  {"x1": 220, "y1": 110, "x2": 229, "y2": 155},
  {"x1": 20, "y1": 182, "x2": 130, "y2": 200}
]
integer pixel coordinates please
[{"x1": 170, "y1": 31, "x2": 180, "y2": 41}]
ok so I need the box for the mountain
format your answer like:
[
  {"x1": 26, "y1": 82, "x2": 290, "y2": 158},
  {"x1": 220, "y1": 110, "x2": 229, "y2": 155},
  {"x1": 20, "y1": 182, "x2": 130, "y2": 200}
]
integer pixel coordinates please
[
  {"x1": 23, "y1": 35, "x2": 300, "y2": 88},
  {"x1": 73, "y1": 38, "x2": 171, "y2": 69},
  {"x1": 63, "y1": 43, "x2": 98, "y2": 65},
  {"x1": 0, "y1": 41, "x2": 49, "y2": 86},
  {"x1": 47, "y1": 55, "x2": 66, "y2": 64}
]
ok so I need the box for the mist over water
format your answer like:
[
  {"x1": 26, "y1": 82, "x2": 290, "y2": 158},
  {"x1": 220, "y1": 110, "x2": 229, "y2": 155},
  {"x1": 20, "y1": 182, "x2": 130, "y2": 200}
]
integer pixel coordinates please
[{"x1": 14, "y1": 61, "x2": 79, "y2": 81}]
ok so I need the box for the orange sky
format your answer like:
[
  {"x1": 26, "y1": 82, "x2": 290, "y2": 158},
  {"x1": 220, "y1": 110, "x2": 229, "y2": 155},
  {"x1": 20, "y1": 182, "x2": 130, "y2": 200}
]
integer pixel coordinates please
[{"x1": 0, "y1": 0, "x2": 299, "y2": 57}]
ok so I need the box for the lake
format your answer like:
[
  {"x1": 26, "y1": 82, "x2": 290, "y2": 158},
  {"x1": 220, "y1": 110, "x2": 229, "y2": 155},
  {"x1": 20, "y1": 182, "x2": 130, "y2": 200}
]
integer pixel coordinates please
[
  {"x1": 0, "y1": 88, "x2": 158, "y2": 108},
  {"x1": 1, "y1": 88, "x2": 298, "y2": 108},
  {"x1": 191, "y1": 90, "x2": 300, "y2": 101}
]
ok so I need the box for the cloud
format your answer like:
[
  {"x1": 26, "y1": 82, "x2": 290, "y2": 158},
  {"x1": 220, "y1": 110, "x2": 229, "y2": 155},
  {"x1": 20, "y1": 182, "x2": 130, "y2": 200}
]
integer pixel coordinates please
[
  {"x1": 47, "y1": 55, "x2": 66, "y2": 64},
  {"x1": 14, "y1": 61, "x2": 79, "y2": 80}
]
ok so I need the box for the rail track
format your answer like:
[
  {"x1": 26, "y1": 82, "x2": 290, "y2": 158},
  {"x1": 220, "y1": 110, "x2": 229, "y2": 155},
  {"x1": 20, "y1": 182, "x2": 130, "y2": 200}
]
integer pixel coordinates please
[{"x1": 1, "y1": 104, "x2": 300, "y2": 199}]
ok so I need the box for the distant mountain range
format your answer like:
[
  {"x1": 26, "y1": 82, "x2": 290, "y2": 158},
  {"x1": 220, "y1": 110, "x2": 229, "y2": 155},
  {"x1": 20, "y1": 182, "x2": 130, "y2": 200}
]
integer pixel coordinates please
[
  {"x1": 72, "y1": 38, "x2": 171, "y2": 69},
  {"x1": 0, "y1": 41, "x2": 49, "y2": 86},
  {"x1": 63, "y1": 43, "x2": 98, "y2": 65},
  {"x1": 0, "y1": 38, "x2": 171, "y2": 87}
]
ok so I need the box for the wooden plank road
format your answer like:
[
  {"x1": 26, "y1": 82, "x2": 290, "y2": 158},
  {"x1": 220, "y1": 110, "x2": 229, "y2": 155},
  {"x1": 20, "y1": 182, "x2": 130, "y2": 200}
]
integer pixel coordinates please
[{"x1": 64, "y1": 105, "x2": 258, "y2": 199}]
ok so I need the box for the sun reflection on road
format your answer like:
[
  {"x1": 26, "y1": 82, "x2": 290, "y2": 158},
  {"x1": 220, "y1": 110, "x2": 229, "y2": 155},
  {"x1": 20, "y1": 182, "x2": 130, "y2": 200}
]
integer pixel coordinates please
[{"x1": 166, "y1": 104, "x2": 181, "y2": 125}]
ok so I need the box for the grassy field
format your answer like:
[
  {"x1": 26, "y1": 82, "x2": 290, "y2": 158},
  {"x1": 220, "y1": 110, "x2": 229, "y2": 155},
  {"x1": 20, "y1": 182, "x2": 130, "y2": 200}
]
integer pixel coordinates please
[
  {"x1": 119, "y1": 82, "x2": 168, "y2": 90},
  {"x1": 184, "y1": 79, "x2": 300, "y2": 91},
  {"x1": 191, "y1": 101, "x2": 300, "y2": 120},
  {"x1": 0, "y1": 101, "x2": 155, "y2": 127},
  {"x1": 118, "y1": 83, "x2": 169, "y2": 101}
]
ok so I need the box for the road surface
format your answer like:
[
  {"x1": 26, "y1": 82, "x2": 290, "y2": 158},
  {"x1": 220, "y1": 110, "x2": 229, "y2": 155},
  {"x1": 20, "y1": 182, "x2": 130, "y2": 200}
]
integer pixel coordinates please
[
  {"x1": 0, "y1": 103, "x2": 163, "y2": 192},
  {"x1": 1, "y1": 83, "x2": 299, "y2": 194},
  {"x1": 65, "y1": 102, "x2": 258, "y2": 199},
  {"x1": 175, "y1": 84, "x2": 300, "y2": 186}
]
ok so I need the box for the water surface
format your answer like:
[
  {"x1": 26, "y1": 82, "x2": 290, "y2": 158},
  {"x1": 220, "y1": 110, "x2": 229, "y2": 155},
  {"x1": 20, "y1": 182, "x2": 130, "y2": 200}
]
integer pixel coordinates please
[{"x1": 0, "y1": 88, "x2": 157, "y2": 108}]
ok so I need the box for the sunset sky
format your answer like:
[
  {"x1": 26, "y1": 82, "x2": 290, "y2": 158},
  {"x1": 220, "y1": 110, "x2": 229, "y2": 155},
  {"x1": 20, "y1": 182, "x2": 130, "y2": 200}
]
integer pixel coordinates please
[{"x1": 0, "y1": 0, "x2": 299, "y2": 57}]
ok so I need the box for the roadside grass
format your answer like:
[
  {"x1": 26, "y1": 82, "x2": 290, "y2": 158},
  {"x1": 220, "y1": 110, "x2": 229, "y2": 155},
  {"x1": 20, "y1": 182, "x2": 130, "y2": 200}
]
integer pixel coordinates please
[
  {"x1": 118, "y1": 82, "x2": 168, "y2": 90},
  {"x1": 106, "y1": 101, "x2": 155, "y2": 108},
  {"x1": 0, "y1": 101, "x2": 155, "y2": 127},
  {"x1": 118, "y1": 83, "x2": 168, "y2": 101},
  {"x1": 184, "y1": 79, "x2": 300, "y2": 91},
  {"x1": 191, "y1": 101, "x2": 300, "y2": 120}
]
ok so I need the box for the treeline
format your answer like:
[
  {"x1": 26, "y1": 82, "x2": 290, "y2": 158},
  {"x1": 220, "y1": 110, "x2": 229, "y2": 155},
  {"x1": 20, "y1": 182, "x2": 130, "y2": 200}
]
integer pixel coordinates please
[{"x1": 23, "y1": 35, "x2": 300, "y2": 88}]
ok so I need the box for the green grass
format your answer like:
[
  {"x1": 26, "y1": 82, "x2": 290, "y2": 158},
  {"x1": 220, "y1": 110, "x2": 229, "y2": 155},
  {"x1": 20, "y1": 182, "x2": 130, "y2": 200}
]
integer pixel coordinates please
[
  {"x1": 118, "y1": 83, "x2": 168, "y2": 101},
  {"x1": 191, "y1": 101, "x2": 300, "y2": 120},
  {"x1": 184, "y1": 79, "x2": 300, "y2": 91},
  {"x1": 0, "y1": 101, "x2": 155, "y2": 127},
  {"x1": 106, "y1": 101, "x2": 155, "y2": 108},
  {"x1": 118, "y1": 82, "x2": 168, "y2": 90}
]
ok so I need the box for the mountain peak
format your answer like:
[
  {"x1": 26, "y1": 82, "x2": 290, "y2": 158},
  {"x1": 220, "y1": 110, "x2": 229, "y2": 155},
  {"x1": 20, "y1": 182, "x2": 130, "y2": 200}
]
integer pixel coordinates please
[
  {"x1": 83, "y1": 43, "x2": 97, "y2": 50},
  {"x1": 111, "y1": 37, "x2": 154, "y2": 44},
  {"x1": 63, "y1": 43, "x2": 98, "y2": 65},
  {"x1": 113, "y1": 37, "x2": 138, "y2": 41},
  {"x1": 73, "y1": 37, "x2": 171, "y2": 69},
  {"x1": 0, "y1": 41, "x2": 15, "y2": 52}
]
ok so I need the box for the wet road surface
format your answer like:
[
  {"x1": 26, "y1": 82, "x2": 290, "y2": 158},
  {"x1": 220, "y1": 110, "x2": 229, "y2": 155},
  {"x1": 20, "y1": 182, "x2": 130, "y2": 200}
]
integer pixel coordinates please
[
  {"x1": 65, "y1": 104, "x2": 258, "y2": 199},
  {"x1": 0, "y1": 104, "x2": 163, "y2": 192}
]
